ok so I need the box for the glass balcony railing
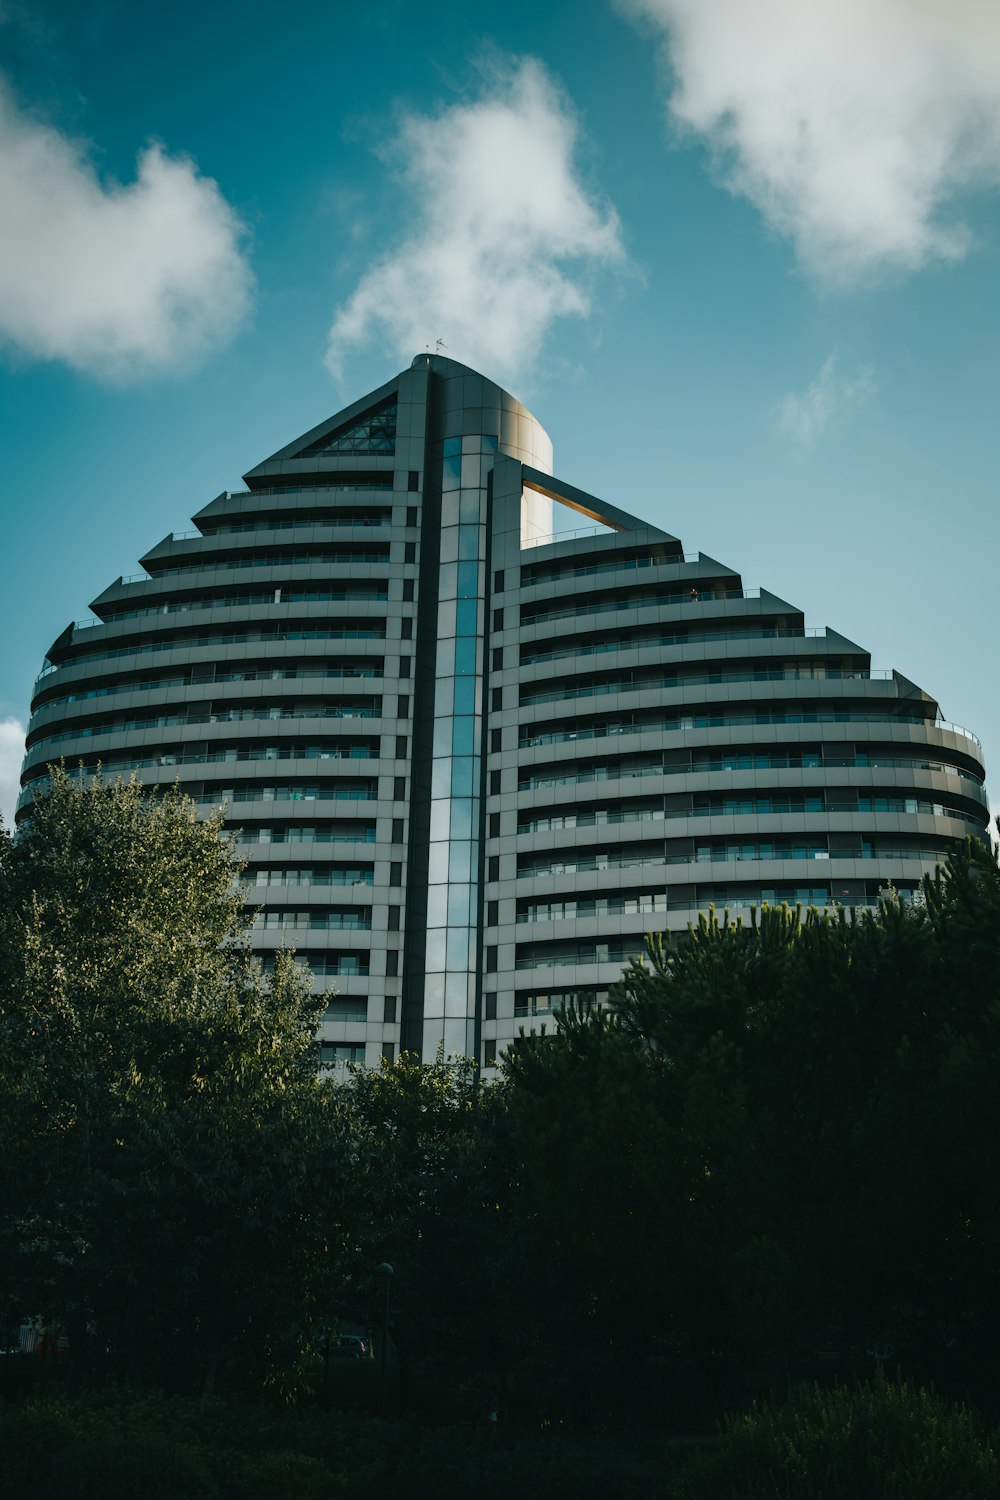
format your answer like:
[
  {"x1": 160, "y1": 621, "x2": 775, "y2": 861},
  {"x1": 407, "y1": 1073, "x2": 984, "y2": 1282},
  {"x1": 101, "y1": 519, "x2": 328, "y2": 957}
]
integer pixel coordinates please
[
  {"x1": 34, "y1": 626, "x2": 387, "y2": 686},
  {"x1": 519, "y1": 712, "x2": 980, "y2": 750},
  {"x1": 519, "y1": 667, "x2": 895, "y2": 706},
  {"x1": 519, "y1": 754, "x2": 985, "y2": 790},
  {"x1": 522, "y1": 588, "x2": 764, "y2": 626},
  {"x1": 520, "y1": 627, "x2": 826, "y2": 664}
]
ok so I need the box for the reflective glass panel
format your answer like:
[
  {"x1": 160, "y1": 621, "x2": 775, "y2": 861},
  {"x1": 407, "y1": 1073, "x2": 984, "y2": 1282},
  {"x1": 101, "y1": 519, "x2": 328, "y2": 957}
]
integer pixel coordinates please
[
  {"x1": 452, "y1": 717, "x2": 475, "y2": 756},
  {"x1": 432, "y1": 757, "x2": 452, "y2": 798},
  {"x1": 440, "y1": 492, "x2": 460, "y2": 527},
  {"x1": 451, "y1": 797, "x2": 473, "y2": 840},
  {"x1": 454, "y1": 636, "x2": 477, "y2": 675},
  {"x1": 458, "y1": 523, "x2": 482, "y2": 559},
  {"x1": 435, "y1": 639, "x2": 454, "y2": 677},
  {"x1": 446, "y1": 927, "x2": 470, "y2": 968},
  {"x1": 445, "y1": 974, "x2": 473, "y2": 1015},
  {"x1": 456, "y1": 598, "x2": 478, "y2": 637},
  {"x1": 427, "y1": 841, "x2": 450, "y2": 884},
  {"x1": 457, "y1": 561, "x2": 479, "y2": 598},
  {"x1": 442, "y1": 454, "x2": 461, "y2": 491},
  {"x1": 433, "y1": 716, "x2": 453, "y2": 758},
  {"x1": 448, "y1": 840, "x2": 473, "y2": 884},
  {"x1": 450, "y1": 755, "x2": 475, "y2": 796},
  {"x1": 448, "y1": 883, "x2": 473, "y2": 925},
  {"x1": 439, "y1": 527, "x2": 459, "y2": 564},
  {"x1": 452, "y1": 676, "x2": 476, "y2": 715},
  {"x1": 437, "y1": 598, "x2": 456, "y2": 638},
  {"x1": 426, "y1": 884, "x2": 449, "y2": 926},
  {"x1": 460, "y1": 489, "x2": 481, "y2": 524},
  {"x1": 442, "y1": 1018, "x2": 469, "y2": 1055},
  {"x1": 429, "y1": 798, "x2": 450, "y2": 841},
  {"x1": 425, "y1": 928, "x2": 447, "y2": 971}
]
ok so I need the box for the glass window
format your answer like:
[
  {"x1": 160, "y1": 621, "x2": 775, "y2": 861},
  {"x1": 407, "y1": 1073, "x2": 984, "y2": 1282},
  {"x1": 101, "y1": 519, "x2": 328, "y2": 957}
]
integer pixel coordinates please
[
  {"x1": 425, "y1": 928, "x2": 447, "y2": 971},
  {"x1": 456, "y1": 598, "x2": 478, "y2": 637},
  {"x1": 432, "y1": 756, "x2": 452, "y2": 798},
  {"x1": 426, "y1": 885, "x2": 449, "y2": 926},
  {"x1": 428, "y1": 841, "x2": 450, "y2": 883},
  {"x1": 452, "y1": 676, "x2": 476, "y2": 715},
  {"x1": 446, "y1": 927, "x2": 470, "y2": 968},
  {"x1": 440, "y1": 492, "x2": 460, "y2": 527},
  {"x1": 458, "y1": 523, "x2": 481, "y2": 559},
  {"x1": 450, "y1": 798, "x2": 474, "y2": 840},
  {"x1": 457, "y1": 560, "x2": 479, "y2": 598},
  {"x1": 451, "y1": 755, "x2": 475, "y2": 795},
  {"x1": 442, "y1": 454, "x2": 461, "y2": 491},
  {"x1": 433, "y1": 717, "x2": 453, "y2": 758},
  {"x1": 436, "y1": 638, "x2": 455, "y2": 677},
  {"x1": 449, "y1": 840, "x2": 473, "y2": 884},
  {"x1": 437, "y1": 599, "x2": 456, "y2": 638},
  {"x1": 454, "y1": 636, "x2": 477, "y2": 675},
  {"x1": 448, "y1": 883, "x2": 474, "y2": 925},
  {"x1": 429, "y1": 799, "x2": 450, "y2": 840},
  {"x1": 452, "y1": 717, "x2": 475, "y2": 756}
]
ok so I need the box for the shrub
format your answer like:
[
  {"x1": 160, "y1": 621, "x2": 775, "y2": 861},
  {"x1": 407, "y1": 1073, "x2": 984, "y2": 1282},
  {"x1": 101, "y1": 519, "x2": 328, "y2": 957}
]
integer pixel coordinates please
[{"x1": 679, "y1": 1372, "x2": 999, "y2": 1500}]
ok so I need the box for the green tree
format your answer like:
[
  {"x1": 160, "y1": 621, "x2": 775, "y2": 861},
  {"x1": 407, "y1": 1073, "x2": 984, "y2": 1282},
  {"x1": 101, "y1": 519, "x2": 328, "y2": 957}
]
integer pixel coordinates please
[
  {"x1": 0, "y1": 770, "x2": 345, "y2": 1396},
  {"x1": 500, "y1": 841, "x2": 1000, "y2": 1412},
  {"x1": 339, "y1": 1052, "x2": 520, "y2": 1405}
]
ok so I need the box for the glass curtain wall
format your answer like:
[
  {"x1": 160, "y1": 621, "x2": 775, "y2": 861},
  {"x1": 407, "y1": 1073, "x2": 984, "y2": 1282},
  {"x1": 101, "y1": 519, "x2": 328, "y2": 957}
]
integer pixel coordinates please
[{"x1": 422, "y1": 434, "x2": 496, "y2": 1058}]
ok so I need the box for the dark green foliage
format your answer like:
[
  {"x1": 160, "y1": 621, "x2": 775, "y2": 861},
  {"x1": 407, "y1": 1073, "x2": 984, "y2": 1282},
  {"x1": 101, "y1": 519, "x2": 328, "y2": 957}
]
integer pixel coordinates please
[
  {"x1": 0, "y1": 771, "x2": 344, "y2": 1396},
  {"x1": 2, "y1": 1379, "x2": 996, "y2": 1500},
  {"x1": 0, "y1": 1386, "x2": 687, "y2": 1500},
  {"x1": 678, "y1": 1373, "x2": 999, "y2": 1499},
  {"x1": 3, "y1": 765, "x2": 1000, "y2": 1446},
  {"x1": 337, "y1": 1052, "x2": 522, "y2": 1397},
  {"x1": 498, "y1": 841, "x2": 1000, "y2": 1413}
]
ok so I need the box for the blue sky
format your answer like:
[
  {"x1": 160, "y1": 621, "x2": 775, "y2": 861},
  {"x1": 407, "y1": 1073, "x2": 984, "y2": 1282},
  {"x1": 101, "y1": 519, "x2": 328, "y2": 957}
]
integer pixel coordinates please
[{"x1": 1, "y1": 0, "x2": 998, "y2": 827}]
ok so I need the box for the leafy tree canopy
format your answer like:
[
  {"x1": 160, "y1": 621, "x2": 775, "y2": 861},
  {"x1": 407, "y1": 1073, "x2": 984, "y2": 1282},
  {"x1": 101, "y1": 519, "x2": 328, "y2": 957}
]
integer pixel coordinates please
[{"x1": 0, "y1": 771, "x2": 342, "y2": 1397}]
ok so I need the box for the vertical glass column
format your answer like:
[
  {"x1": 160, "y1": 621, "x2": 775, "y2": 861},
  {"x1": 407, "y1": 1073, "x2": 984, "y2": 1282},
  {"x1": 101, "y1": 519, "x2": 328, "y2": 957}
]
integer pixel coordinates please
[{"x1": 422, "y1": 434, "x2": 492, "y2": 1059}]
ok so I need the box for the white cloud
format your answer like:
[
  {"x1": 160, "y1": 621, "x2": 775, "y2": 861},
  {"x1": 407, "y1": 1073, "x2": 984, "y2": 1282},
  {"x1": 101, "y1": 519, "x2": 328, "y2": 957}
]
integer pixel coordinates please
[
  {"x1": 777, "y1": 355, "x2": 875, "y2": 446},
  {"x1": 0, "y1": 718, "x2": 25, "y2": 832},
  {"x1": 0, "y1": 76, "x2": 253, "y2": 378},
  {"x1": 622, "y1": 0, "x2": 1000, "y2": 283},
  {"x1": 326, "y1": 57, "x2": 624, "y2": 384}
]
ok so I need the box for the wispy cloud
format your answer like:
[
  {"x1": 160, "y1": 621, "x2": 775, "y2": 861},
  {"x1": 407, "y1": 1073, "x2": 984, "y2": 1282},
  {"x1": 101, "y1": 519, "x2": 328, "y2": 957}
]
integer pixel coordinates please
[
  {"x1": 777, "y1": 355, "x2": 875, "y2": 446},
  {"x1": 0, "y1": 75, "x2": 253, "y2": 379},
  {"x1": 622, "y1": 0, "x2": 1000, "y2": 284},
  {"x1": 0, "y1": 718, "x2": 24, "y2": 831},
  {"x1": 326, "y1": 56, "x2": 625, "y2": 384}
]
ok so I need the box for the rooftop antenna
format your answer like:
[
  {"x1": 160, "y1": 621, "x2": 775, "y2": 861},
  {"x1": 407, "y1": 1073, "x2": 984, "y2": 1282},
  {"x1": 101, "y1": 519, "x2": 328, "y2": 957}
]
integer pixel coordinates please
[{"x1": 435, "y1": 338, "x2": 447, "y2": 352}]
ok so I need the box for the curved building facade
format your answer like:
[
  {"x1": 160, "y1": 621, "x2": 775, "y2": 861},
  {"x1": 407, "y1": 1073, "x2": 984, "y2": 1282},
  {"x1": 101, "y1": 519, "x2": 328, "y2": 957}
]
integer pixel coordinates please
[{"x1": 19, "y1": 354, "x2": 989, "y2": 1070}]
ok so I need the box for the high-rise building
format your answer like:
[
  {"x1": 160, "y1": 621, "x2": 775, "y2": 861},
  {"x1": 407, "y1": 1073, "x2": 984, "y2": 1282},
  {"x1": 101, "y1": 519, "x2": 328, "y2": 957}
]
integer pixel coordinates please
[{"x1": 18, "y1": 354, "x2": 989, "y2": 1070}]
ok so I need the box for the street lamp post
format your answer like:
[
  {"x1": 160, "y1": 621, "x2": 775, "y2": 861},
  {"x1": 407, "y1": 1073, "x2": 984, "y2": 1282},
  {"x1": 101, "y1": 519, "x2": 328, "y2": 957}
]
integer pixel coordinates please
[{"x1": 375, "y1": 1262, "x2": 393, "y2": 1416}]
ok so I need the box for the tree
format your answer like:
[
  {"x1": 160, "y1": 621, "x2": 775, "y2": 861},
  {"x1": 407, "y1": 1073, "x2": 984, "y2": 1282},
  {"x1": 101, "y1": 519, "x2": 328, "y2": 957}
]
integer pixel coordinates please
[
  {"x1": 499, "y1": 842, "x2": 1000, "y2": 1411},
  {"x1": 338, "y1": 1053, "x2": 520, "y2": 1406},
  {"x1": 0, "y1": 770, "x2": 345, "y2": 1396}
]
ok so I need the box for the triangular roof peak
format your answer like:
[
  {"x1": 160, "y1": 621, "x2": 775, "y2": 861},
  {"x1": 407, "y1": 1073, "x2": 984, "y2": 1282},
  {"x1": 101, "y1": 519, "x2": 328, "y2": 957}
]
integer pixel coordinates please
[{"x1": 243, "y1": 372, "x2": 400, "y2": 480}]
